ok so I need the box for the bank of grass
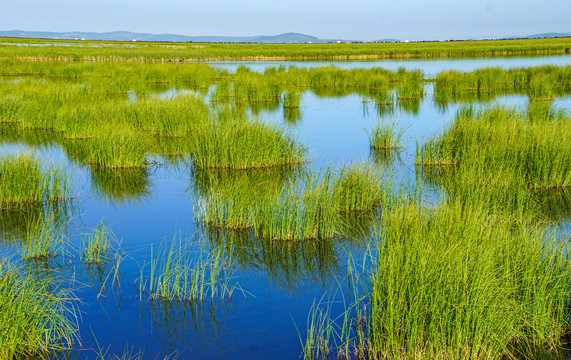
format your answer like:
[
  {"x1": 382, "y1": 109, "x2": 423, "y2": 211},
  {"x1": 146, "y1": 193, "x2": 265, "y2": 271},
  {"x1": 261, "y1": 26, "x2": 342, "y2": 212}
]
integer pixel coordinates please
[
  {"x1": 0, "y1": 153, "x2": 71, "y2": 210},
  {"x1": 1, "y1": 37, "x2": 569, "y2": 62},
  {"x1": 0, "y1": 262, "x2": 78, "y2": 358}
]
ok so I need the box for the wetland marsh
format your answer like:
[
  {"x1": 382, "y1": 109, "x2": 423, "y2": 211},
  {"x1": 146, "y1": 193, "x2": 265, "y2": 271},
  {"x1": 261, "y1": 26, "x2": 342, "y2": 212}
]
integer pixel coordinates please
[{"x1": 0, "y1": 39, "x2": 570, "y2": 359}]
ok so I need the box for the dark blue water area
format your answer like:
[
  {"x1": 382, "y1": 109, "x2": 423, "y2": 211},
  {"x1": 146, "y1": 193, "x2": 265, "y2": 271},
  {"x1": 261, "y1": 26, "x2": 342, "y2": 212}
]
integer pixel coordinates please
[{"x1": 1, "y1": 64, "x2": 571, "y2": 359}]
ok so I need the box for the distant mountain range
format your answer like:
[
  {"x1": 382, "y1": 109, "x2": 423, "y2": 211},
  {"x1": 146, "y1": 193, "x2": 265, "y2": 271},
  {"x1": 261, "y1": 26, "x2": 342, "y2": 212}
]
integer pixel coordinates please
[
  {"x1": 0, "y1": 30, "x2": 569, "y2": 43},
  {"x1": 0, "y1": 30, "x2": 358, "y2": 43},
  {"x1": 522, "y1": 32, "x2": 571, "y2": 39}
]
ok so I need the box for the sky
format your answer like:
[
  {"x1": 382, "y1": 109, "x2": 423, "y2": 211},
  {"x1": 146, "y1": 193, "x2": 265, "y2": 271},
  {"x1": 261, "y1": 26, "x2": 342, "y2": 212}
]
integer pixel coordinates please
[{"x1": 2, "y1": 0, "x2": 570, "y2": 41}]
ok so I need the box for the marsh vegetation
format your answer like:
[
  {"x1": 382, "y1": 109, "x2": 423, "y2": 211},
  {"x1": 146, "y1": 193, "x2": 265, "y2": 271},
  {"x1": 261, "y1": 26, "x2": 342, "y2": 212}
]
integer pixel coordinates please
[{"x1": 0, "y1": 40, "x2": 570, "y2": 359}]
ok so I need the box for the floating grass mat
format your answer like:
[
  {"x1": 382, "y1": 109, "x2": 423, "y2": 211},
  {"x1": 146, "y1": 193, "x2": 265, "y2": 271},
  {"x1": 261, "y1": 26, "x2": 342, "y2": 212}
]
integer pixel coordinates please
[
  {"x1": 189, "y1": 120, "x2": 306, "y2": 170},
  {"x1": 0, "y1": 153, "x2": 71, "y2": 210},
  {"x1": 0, "y1": 261, "x2": 78, "y2": 358},
  {"x1": 416, "y1": 106, "x2": 571, "y2": 189}
]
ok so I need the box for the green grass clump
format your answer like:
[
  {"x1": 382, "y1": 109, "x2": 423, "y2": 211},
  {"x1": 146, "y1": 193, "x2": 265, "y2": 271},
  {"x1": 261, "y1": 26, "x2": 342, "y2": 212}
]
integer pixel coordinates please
[
  {"x1": 254, "y1": 181, "x2": 339, "y2": 241},
  {"x1": 283, "y1": 91, "x2": 303, "y2": 123},
  {"x1": 283, "y1": 91, "x2": 302, "y2": 109},
  {"x1": 198, "y1": 192, "x2": 257, "y2": 230},
  {"x1": 331, "y1": 163, "x2": 386, "y2": 212},
  {"x1": 0, "y1": 262, "x2": 78, "y2": 358},
  {"x1": 0, "y1": 154, "x2": 70, "y2": 210},
  {"x1": 0, "y1": 95, "x2": 23, "y2": 124},
  {"x1": 81, "y1": 223, "x2": 113, "y2": 264},
  {"x1": 368, "y1": 121, "x2": 405, "y2": 150},
  {"x1": 434, "y1": 65, "x2": 571, "y2": 106},
  {"x1": 197, "y1": 164, "x2": 387, "y2": 240},
  {"x1": 365, "y1": 203, "x2": 571, "y2": 359},
  {"x1": 140, "y1": 239, "x2": 236, "y2": 301},
  {"x1": 21, "y1": 217, "x2": 66, "y2": 260},
  {"x1": 85, "y1": 131, "x2": 149, "y2": 169},
  {"x1": 128, "y1": 95, "x2": 209, "y2": 138},
  {"x1": 416, "y1": 106, "x2": 571, "y2": 189},
  {"x1": 196, "y1": 178, "x2": 335, "y2": 240},
  {"x1": 190, "y1": 121, "x2": 306, "y2": 169}
]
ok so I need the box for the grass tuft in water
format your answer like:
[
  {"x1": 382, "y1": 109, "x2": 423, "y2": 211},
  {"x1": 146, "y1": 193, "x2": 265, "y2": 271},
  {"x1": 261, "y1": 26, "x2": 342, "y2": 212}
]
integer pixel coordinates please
[
  {"x1": 0, "y1": 261, "x2": 78, "y2": 358},
  {"x1": 197, "y1": 163, "x2": 388, "y2": 240},
  {"x1": 368, "y1": 121, "x2": 405, "y2": 150},
  {"x1": 21, "y1": 217, "x2": 66, "y2": 260},
  {"x1": 0, "y1": 153, "x2": 71, "y2": 210},
  {"x1": 416, "y1": 105, "x2": 571, "y2": 188},
  {"x1": 82, "y1": 223, "x2": 114, "y2": 264},
  {"x1": 139, "y1": 237, "x2": 237, "y2": 301},
  {"x1": 190, "y1": 120, "x2": 306, "y2": 170}
]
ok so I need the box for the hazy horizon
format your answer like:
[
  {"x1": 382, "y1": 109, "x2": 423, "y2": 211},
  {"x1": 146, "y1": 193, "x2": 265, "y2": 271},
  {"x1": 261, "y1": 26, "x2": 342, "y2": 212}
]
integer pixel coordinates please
[{"x1": 3, "y1": 0, "x2": 570, "y2": 42}]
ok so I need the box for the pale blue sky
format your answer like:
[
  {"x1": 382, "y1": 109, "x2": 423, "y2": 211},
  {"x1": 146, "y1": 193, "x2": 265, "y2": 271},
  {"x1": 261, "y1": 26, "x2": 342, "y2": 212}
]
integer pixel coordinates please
[{"x1": 3, "y1": 0, "x2": 570, "y2": 41}]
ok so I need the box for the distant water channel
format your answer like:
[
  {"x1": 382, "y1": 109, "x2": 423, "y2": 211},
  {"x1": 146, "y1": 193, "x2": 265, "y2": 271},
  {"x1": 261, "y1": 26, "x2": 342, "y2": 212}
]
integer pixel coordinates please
[
  {"x1": 208, "y1": 54, "x2": 571, "y2": 77},
  {"x1": 1, "y1": 56, "x2": 570, "y2": 359}
]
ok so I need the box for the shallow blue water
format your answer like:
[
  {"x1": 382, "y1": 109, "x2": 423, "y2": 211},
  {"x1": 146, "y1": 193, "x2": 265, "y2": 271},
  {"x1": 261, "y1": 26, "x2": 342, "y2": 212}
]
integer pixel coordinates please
[
  {"x1": 209, "y1": 54, "x2": 571, "y2": 77},
  {"x1": 0, "y1": 58, "x2": 570, "y2": 359}
]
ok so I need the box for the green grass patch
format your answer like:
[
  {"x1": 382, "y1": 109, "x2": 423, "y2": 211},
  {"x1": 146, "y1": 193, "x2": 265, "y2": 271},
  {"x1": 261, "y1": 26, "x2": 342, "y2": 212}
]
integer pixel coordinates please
[
  {"x1": 0, "y1": 153, "x2": 71, "y2": 210},
  {"x1": 365, "y1": 203, "x2": 571, "y2": 359},
  {"x1": 368, "y1": 120, "x2": 406, "y2": 150},
  {"x1": 81, "y1": 223, "x2": 114, "y2": 264},
  {"x1": 0, "y1": 262, "x2": 78, "y2": 358},
  {"x1": 190, "y1": 120, "x2": 306, "y2": 169},
  {"x1": 416, "y1": 106, "x2": 571, "y2": 189}
]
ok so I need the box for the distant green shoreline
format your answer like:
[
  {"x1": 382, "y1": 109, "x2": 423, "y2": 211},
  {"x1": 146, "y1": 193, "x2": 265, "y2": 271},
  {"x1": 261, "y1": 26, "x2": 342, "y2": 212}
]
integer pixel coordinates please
[{"x1": 0, "y1": 37, "x2": 569, "y2": 62}]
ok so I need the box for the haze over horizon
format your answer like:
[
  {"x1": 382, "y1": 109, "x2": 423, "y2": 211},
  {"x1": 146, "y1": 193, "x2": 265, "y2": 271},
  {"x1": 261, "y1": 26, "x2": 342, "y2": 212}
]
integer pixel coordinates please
[{"x1": 3, "y1": 0, "x2": 570, "y2": 42}]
